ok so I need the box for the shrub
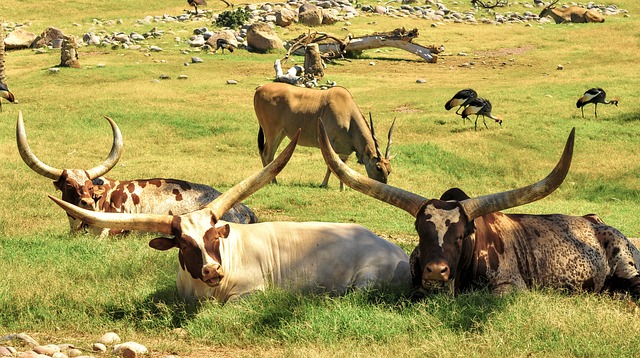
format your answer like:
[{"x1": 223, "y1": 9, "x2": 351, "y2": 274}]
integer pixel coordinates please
[{"x1": 216, "y1": 8, "x2": 250, "y2": 29}]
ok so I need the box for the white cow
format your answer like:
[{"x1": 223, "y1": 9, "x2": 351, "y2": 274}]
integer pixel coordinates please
[{"x1": 50, "y1": 132, "x2": 411, "y2": 302}]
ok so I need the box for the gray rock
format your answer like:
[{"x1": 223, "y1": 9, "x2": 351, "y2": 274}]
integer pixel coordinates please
[
  {"x1": 178, "y1": 75, "x2": 188, "y2": 79},
  {"x1": 191, "y1": 56, "x2": 204, "y2": 63},
  {"x1": 149, "y1": 45, "x2": 163, "y2": 52},
  {"x1": 227, "y1": 79, "x2": 238, "y2": 84},
  {"x1": 416, "y1": 78, "x2": 427, "y2": 83}
]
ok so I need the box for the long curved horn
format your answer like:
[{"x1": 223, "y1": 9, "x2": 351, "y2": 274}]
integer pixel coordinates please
[
  {"x1": 85, "y1": 116, "x2": 124, "y2": 179},
  {"x1": 206, "y1": 129, "x2": 300, "y2": 221},
  {"x1": 369, "y1": 113, "x2": 383, "y2": 159},
  {"x1": 17, "y1": 111, "x2": 124, "y2": 180},
  {"x1": 460, "y1": 128, "x2": 575, "y2": 220},
  {"x1": 17, "y1": 111, "x2": 64, "y2": 180},
  {"x1": 384, "y1": 117, "x2": 396, "y2": 159},
  {"x1": 318, "y1": 118, "x2": 426, "y2": 218},
  {"x1": 48, "y1": 195, "x2": 174, "y2": 234}
]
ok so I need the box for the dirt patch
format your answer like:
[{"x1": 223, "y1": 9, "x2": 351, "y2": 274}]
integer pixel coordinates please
[
  {"x1": 473, "y1": 44, "x2": 535, "y2": 58},
  {"x1": 392, "y1": 104, "x2": 421, "y2": 113}
]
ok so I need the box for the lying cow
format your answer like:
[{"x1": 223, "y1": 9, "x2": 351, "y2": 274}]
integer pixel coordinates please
[
  {"x1": 49, "y1": 132, "x2": 412, "y2": 302},
  {"x1": 17, "y1": 111, "x2": 257, "y2": 237},
  {"x1": 318, "y1": 121, "x2": 640, "y2": 298},
  {"x1": 254, "y1": 82, "x2": 395, "y2": 189}
]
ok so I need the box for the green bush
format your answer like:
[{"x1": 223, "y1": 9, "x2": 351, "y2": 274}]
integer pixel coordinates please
[{"x1": 216, "y1": 8, "x2": 250, "y2": 29}]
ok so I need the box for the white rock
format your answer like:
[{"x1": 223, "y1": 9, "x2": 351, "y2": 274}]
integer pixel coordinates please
[
  {"x1": 98, "y1": 332, "x2": 120, "y2": 344},
  {"x1": 113, "y1": 342, "x2": 148, "y2": 356},
  {"x1": 92, "y1": 343, "x2": 107, "y2": 353}
]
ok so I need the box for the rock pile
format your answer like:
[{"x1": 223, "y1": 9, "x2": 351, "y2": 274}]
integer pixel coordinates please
[{"x1": 0, "y1": 332, "x2": 155, "y2": 358}]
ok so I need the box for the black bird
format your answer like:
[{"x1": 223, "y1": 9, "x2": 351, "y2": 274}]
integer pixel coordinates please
[
  {"x1": 445, "y1": 88, "x2": 478, "y2": 115},
  {"x1": 188, "y1": 0, "x2": 207, "y2": 14},
  {"x1": 576, "y1": 87, "x2": 618, "y2": 119},
  {"x1": 214, "y1": 38, "x2": 236, "y2": 54},
  {"x1": 461, "y1": 97, "x2": 503, "y2": 131},
  {"x1": 0, "y1": 82, "x2": 15, "y2": 113}
]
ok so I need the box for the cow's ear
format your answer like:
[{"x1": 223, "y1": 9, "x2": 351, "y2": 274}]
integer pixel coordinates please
[
  {"x1": 149, "y1": 237, "x2": 177, "y2": 251},
  {"x1": 216, "y1": 224, "x2": 230, "y2": 238}
]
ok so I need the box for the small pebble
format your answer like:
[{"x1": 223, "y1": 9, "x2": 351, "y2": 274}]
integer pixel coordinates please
[{"x1": 227, "y1": 79, "x2": 238, "y2": 84}]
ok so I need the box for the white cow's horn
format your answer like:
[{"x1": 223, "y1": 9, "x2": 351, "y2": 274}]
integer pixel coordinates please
[
  {"x1": 17, "y1": 111, "x2": 124, "y2": 180},
  {"x1": 318, "y1": 118, "x2": 426, "y2": 218},
  {"x1": 206, "y1": 128, "x2": 301, "y2": 221},
  {"x1": 460, "y1": 128, "x2": 575, "y2": 220},
  {"x1": 49, "y1": 195, "x2": 174, "y2": 234}
]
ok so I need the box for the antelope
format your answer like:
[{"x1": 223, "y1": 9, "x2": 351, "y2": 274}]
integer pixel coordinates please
[{"x1": 539, "y1": 1, "x2": 605, "y2": 23}]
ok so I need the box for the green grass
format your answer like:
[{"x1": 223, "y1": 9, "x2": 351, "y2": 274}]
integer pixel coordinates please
[{"x1": 1, "y1": 0, "x2": 640, "y2": 356}]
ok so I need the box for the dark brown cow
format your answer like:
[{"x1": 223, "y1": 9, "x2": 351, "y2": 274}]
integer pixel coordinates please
[
  {"x1": 318, "y1": 121, "x2": 640, "y2": 298},
  {"x1": 17, "y1": 111, "x2": 257, "y2": 237}
]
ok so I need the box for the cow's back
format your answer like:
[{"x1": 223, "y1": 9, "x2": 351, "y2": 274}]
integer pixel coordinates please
[
  {"x1": 97, "y1": 179, "x2": 258, "y2": 224},
  {"x1": 188, "y1": 221, "x2": 411, "y2": 301}
]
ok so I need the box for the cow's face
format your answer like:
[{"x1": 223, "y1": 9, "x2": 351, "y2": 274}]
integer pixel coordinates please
[
  {"x1": 149, "y1": 211, "x2": 230, "y2": 287},
  {"x1": 415, "y1": 199, "x2": 472, "y2": 292},
  {"x1": 53, "y1": 169, "x2": 97, "y2": 210}
]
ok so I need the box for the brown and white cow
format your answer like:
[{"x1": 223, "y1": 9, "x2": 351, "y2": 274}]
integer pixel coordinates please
[
  {"x1": 254, "y1": 82, "x2": 395, "y2": 189},
  {"x1": 318, "y1": 121, "x2": 640, "y2": 298},
  {"x1": 49, "y1": 132, "x2": 412, "y2": 302},
  {"x1": 17, "y1": 111, "x2": 257, "y2": 237}
]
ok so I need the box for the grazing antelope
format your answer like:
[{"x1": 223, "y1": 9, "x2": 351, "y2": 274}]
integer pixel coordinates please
[
  {"x1": 319, "y1": 121, "x2": 640, "y2": 299},
  {"x1": 461, "y1": 97, "x2": 503, "y2": 131},
  {"x1": 539, "y1": 1, "x2": 605, "y2": 24},
  {"x1": 254, "y1": 82, "x2": 395, "y2": 189},
  {"x1": 0, "y1": 82, "x2": 15, "y2": 112},
  {"x1": 445, "y1": 88, "x2": 478, "y2": 115},
  {"x1": 188, "y1": 0, "x2": 207, "y2": 14},
  {"x1": 576, "y1": 88, "x2": 618, "y2": 119}
]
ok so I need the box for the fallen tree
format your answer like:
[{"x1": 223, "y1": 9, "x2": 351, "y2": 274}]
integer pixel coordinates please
[{"x1": 285, "y1": 28, "x2": 444, "y2": 63}]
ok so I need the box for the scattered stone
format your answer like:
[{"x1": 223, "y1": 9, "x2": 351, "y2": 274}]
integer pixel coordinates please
[
  {"x1": 149, "y1": 46, "x2": 163, "y2": 52},
  {"x1": 178, "y1": 75, "x2": 188, "y2": 79},
  {"x1": 52, "y1": 353, "x2": 68, "y2": 358},
  {"x1": 369, "y1": 62, "x2": 375, "y2": 66},
  {"x1": 227, "y1": 79, "x2": 238, "y2": 84},
  {"x1": 416, "y1": 79, "x2": 427, "y2": 83},
  {"x1": 112, "y1": 342, "x2": 148, "y2": 357},
  {"x1": 458, "y1": 52, "x2": 468, "y2": 56},
  {"x1": 4, "y1": 28, "x2": 36, "y2": 50},
  {"x1": 276, "y1": 8, "x2": 297, "y2": 27},
  {"x1": 92, "y1": 343, "x2": 106, "y2": 353},
  {"x1": 33, "y1": 345, "x2": 60, "y2": 356},
  {"x1": 159, "y1": 74, "x2": 171, "y2": 80},
  {"x1": 191, "y1": 56, "x2": 203, "y2": 63},
  {"x1": 67, "y1": 349, "x2": 83, "y2": 357},
  {"x1": 49, "y1": 68, "x2": 60, "y2": 74},
  {"x1": 97, "y1": 63, "x2": 106, "y2": 68},
  {"x1": 31, "y1": 27, "x2": 67, "y2": 48},
  {"x1": 0, "y1": 346, "x2": 12, "y2": 357},
  {"x1": 299, "y1": 3, "x2": 324, "y2": 26},
  {"x1": 557, "y1": 64, "x2": 564, "y2": 70}
]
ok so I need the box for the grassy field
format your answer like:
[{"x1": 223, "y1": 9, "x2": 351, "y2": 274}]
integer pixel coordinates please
[{"x1": 1, "y1": 0, "x2": 639, "y2": 356}]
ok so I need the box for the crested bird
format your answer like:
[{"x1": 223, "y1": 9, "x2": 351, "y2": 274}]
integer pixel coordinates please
[
  {"x1": 576, "y1": 87, "x2": 618, "y2": 119},
  {"x1": 214, "y1": 38, "x2": 236, "y2": 54},
  {"x1": 461, "y1": 97, "x2": 503, "y2": 131},
  {"x1": 0, "y1": 82, "x2": 15, "y2": 113},
  {"x1": 187, "y1": 0, "x2": 207, "y2": 14},
  {"x1": 445, "y1": 88, "x2": 478, "y2": 115}
]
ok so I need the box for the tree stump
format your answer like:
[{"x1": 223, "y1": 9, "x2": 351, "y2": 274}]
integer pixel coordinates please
[
  {"x1": 304, "y1": 43, "x2": 324, "y2": 80},
  {"x1": 59, "y1": 36, "x2": 81, "y2": 68}
]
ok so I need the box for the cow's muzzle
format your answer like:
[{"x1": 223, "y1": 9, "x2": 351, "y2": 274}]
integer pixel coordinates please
[{"x1": 202, "y1": 263, "x2": 224, "y2": 287}]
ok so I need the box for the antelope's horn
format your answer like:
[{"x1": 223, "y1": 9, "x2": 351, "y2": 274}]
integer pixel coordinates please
[
  {"x1": 460, "y1": 128, "x2": 575, "y2": 220},
  {"x1": 384, "y1": 117, "x2": 396, "y2": 160}
]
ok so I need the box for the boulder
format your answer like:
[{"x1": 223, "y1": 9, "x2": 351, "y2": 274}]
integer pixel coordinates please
[
  {"x1": 276, "y1": 8, "x2": 297, "y2": 26},
  {"x1": 205, "y1": 30, "x2": 239, "y2": 49},
  {"x1": 246, "y1": 22, "x2": 284, "y2": 53},
  {"x1": 298, "y1": 3, "x2": 323, "y2": 26},
  {"x1": 31, "y1": 27, "x2": 67, "y2": 48},
  {"x1": 321, "y1": 9, "x2": 339, "y2": 25},
  {"x1": 4, "y1": 28, "x2": 36, "y2": 50}
]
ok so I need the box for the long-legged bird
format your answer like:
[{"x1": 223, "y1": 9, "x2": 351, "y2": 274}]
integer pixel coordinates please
[
  {"x1": 0, "y1": 82, "x2": 15, "y2": 113},
  {"x1": 576, "y1": 87, "x2": 618, "y2": 119},
  {"x1": 461, "y1": 97, "x2": 503, "y2": 131},
  {"x1": 188, "y1": 0, "x2": 207, "y2": 14},
  {"x1": 445, "y1": 88, "x2": 478, "y2": 115}
]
